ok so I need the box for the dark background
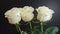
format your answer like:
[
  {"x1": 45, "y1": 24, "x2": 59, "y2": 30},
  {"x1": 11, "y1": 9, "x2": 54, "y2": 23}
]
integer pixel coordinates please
[{"x1": 0, "y1": 0, "x2": 60, "y2": 34}]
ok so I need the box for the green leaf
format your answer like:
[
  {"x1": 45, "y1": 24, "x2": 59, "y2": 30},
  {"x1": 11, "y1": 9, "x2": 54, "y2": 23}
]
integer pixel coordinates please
[
  {"x1": 22, "y1": 31, "x2": 27, "y2": 34},
  {"x1": 33, "y1": 30, "x2": 42, "y2": 34},
  {"x1": 45, "y1": 27, "x2": 59, "y2": 34},
  {"x1": 33, "y1": 26, "x2": 42, "y2": 34}
]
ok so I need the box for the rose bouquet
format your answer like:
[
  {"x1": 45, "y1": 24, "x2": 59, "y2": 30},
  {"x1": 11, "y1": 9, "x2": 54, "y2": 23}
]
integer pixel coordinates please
[{"x1": 4, "y1": 6, "x2": 59, "y2": 34}]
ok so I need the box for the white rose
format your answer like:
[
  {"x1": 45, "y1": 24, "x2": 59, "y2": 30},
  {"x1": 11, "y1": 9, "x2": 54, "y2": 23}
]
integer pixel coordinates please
[
  {"x1": 4, "y1": 7, "x2": 22, "y2": 24},
  {"x1": 21, "y1": 6, "x2": 34, "y2": 22},
  {"x1": 36, "y1": 6, "x2": 55, "y2": 22}
]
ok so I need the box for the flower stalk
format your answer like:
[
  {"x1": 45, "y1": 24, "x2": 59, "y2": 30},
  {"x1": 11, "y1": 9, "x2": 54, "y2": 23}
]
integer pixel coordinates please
[
  {"x1": 15, "y1": 23, "x2": 22, "y2": 34},
  {"x1": 29, "y1": 22, "x2": 33, "y2": 34},
  {"x1": 40, "y1": 22, "x2": 44, "y2": 34}
]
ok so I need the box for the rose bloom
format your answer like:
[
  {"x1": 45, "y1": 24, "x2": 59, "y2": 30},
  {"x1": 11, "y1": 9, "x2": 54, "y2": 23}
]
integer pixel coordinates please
[
  {"x1": 4, "y1": 7, "x2": 22, "y2": 24},
  {"x1": 36, "y1": 6, "x2": 55, "y2": 22},
  {"x1": 21, "y1": 6, "x2": 34, "y2": 22}
]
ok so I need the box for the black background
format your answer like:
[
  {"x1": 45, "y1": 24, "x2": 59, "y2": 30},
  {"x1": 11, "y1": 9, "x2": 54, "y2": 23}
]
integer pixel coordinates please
[{"x1": 0, "y1": 0, "x2": 60, "y2": 34}]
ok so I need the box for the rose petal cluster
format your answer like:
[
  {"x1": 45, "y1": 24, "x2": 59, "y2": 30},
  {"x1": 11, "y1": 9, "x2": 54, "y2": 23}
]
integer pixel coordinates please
[
  {"x1": 4, "y1": 8, "x2": 22, "y2": 24},
  {"x1": 21, "y1": 6, "x2": 34, "y2": 22},
  {"x1": 36, "y1": 6, "x2": 54, "y2": 22}
]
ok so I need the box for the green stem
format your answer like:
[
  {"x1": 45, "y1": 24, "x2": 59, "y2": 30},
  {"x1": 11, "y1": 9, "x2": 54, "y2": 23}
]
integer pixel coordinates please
[
  {"x1": 29, "y1": 22, "x2": 33, "y2": 34},
  {"x1": 40, "y1": 22, "x2": 44, "y2": 34},
  {"x1": 15, "y1": 23, "x2": 22, "y2": 34}
]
